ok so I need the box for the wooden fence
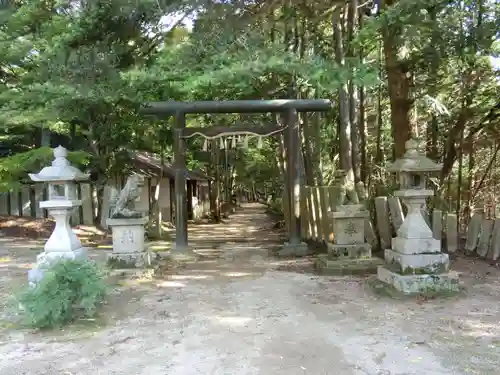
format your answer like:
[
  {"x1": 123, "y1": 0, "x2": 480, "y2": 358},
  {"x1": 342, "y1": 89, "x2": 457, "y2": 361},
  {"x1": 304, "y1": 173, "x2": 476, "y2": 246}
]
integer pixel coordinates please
[
  {"x1": 299, "y1": 186, "x2": 500, "y2": 260},
  {"x1": 0, "y1": 183, "x2": 95, "y2": 225},
  {"x1": 0, "y1": 179, "x2": 211, "y2": 228}
]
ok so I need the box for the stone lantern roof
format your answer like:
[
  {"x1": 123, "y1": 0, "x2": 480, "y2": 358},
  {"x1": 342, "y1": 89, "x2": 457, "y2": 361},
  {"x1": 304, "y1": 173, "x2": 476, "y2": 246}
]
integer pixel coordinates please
[
  {"x1": 387, "y1": 139, "x2": 442, "y2": 173},
  {"x1": 29, "y1": 146, "x2": 89, "y2": 182}
]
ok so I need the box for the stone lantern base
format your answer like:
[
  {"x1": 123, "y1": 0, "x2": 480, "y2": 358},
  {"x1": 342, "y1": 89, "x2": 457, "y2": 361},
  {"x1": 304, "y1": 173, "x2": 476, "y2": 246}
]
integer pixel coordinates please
[
  {"x1": 377, "y1": 267, "x2": 460, "y2": 295},
  {"x1": 28, "y1": 202, "x2": 89, "y2": 286},
  {"x1": 107, "y1": 217, "x2": 151, "y2": 268},
  {"x1": 376, "y1": 214, "x2": 460, "y2": 295},
  {"x1": 28, "y1": 248, "x2": 88, "y2": 287}
]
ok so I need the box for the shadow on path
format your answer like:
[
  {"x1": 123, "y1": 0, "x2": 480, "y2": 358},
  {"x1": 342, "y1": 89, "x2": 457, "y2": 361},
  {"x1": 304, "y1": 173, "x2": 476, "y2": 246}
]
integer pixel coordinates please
[
  {"x1": 185, "y1": 202, "x2": 285, "y2": 247},
  {"x1": 155, "y1": 203, "x2": 299, "y2": 283}
]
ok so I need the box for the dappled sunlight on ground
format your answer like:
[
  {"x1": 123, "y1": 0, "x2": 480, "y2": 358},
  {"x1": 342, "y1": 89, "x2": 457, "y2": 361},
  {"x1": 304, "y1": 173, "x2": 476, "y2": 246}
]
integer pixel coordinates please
[
  {"x1": 0, "y1": 263, "x2": 32, "y2": 270},
  {"x1": 170, "y1": 274, "x2": 212, "y2": 280},
  {"x1": 268, "y1": 256, "x2": 318, "y2": 274},
  {"x1": 0, "y1": 238, "x2": 43, "y2": 251},
  {"x1": 220, "y1": 271, "x2": 255, "y2": 277},
  {"x1": 460, "y1": 320, "x2": 500, "y2": 338},
  {"x1": 2, "y1": 204, "x2": 500, "y2": 374},
  {"x1": 164, "y1": 204, "x2": 285, "y2": 248},
  {"x1": 156, "y1": 280, "x2": 187, "y2": 288},
  {"x1": 154, "y1": 265, "x2": 265, "y2": 285},
  {"x1": 209, "y1": 315, "x2": 253, "y2": 327}
]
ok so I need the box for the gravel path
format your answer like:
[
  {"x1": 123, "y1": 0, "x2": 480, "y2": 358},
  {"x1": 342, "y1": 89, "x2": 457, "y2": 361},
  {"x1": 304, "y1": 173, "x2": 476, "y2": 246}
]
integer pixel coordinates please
[{"x1": 0, "y1": 203, "x2": 498, "y2": 374}]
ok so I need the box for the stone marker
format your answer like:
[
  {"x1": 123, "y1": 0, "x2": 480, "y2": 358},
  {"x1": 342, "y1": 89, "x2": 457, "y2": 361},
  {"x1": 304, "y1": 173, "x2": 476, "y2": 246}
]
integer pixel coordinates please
[
  {"x1": 364, "y1": 218, "x2": 378, "y2": 249},
  {"x1": 487, "y1": 219, "x2": 500, "y2": 261},
  {"x1": 10, "y1": 189, "x2": 19, "y2": 216},
  {"x1": 376, "y1": 140, "x2": 459, "y2": 295},
  {"x1": 476, "y1": 219, "x2": 494, "y2": 258},
  {"x1": 388, "y1": 196, "x2": 404, "y2": 231},
  {"x1": 432, "y1": 209, "x2": 442, "y2": 241},
  {"x1": 464, "y1": 209, "x2": 484, "y2": 254},
  {"x1": 21, "y1": 186, "x2": 31, "y2": 216},
  {"x1": 0, "y1": 193, "x2": 8, "y2": 216},
  {"x1": 355, "y1": 182, "x2": 378, "y2": 249},
  {"x1": 445, "y1": 214, "x2": 458, "y2": 253},
  {"x1": 374, "y1": 196, "x2": 391, "y2": 250},
  {"x1": 80, "y1": 183, "x2": 94, "y2": 225},
  {"x1": 158, "y1": 177, "x2": 171, "y2": 222},
  {"x1": 33, "y1": 184, "x2": 44, "y2": 218},
  {"x1": 100, "y1": 185, "x2": 114, "y2": 229},
  {"x1": 27, "y1": 146, "x2": 90, "y2": 286},
  {"x1": 107, "y1": 174, "x2": 151, "y2": 268}
]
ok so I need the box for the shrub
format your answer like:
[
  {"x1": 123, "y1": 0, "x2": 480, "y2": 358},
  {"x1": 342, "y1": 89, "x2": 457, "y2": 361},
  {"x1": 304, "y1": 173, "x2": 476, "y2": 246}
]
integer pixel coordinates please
[{"x1": 15, "y1": 259, "x2": 107, "y2": 329}]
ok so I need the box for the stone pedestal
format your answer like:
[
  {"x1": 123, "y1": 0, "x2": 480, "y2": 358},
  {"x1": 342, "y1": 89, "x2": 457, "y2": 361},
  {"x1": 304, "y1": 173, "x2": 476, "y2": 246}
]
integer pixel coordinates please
[
  {"x1": 376, "y1": 191, "x2": 459, "y2": 295},
  {"x1": 28, "y1": 202, "x2": 89, "y2": 286},
  {"x1": 316, "y1": 205, "x2": 383, "y2": 275},
  {"x1": 41, "y1": 201, "x2": 86, "y2": 254},
  {"x1": 107, "y1": 216, "x2": 151, "y2": 268}
]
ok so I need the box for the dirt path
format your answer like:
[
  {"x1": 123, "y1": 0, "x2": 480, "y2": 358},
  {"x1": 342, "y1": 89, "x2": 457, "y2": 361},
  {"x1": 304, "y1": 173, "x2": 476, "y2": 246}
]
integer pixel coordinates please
[{"x1": 0, "y1": 203, "x2": 499, "y2": 374}]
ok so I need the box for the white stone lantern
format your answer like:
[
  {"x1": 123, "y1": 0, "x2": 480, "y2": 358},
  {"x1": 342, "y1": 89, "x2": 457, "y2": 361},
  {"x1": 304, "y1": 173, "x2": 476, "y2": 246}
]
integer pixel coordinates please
[
  {"x1": 387, "y1": 139, "x2": 441, "y2": 238},
  {"x1": 28, "y1": 146, "x2": 90, "y2": 284},
  {"x1": 376, "y1": 139, "x2": 459, "y2": 295}
]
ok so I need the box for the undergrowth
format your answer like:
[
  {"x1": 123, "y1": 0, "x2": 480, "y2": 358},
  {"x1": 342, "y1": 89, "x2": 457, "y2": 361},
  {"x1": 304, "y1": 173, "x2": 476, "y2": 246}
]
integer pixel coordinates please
[{"x1": 15, "y1": 259, "x2": 107, "y2": 329}]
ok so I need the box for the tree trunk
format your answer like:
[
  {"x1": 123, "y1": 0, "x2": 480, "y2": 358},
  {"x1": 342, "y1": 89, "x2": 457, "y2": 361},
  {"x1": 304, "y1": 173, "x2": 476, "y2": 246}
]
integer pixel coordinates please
[
  {"x1": 347, "y1": 0, "x2": 360, "y2": 182},
  {"x1": 380, "y1": 0, "x2": 413, "y2": 158},
  {"x1": 358, "y1": 9, "x2": 367, "y2": 184},
  {"x1": 426, "y1": 7, "x2": 439, "y2": 160},
  {"x1": 333, "y1": 8, "x2": 354, "y2": 183},
  {"x1": 301, "y1": 114, "x2": 316, "y2": 185}
]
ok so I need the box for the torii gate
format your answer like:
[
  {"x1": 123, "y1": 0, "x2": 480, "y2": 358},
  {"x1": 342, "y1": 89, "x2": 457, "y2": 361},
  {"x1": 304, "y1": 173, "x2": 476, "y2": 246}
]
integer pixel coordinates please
[{"x1": 139, "y1": 100, "x2": 332, "y2": 256}]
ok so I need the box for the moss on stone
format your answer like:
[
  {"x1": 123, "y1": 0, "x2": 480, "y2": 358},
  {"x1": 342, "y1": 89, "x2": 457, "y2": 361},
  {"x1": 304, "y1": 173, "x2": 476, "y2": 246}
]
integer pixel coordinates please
[
  {"x1": 387, "y1": 258, "x2": 448, "y2": 275},
  {"x1": 367, "y1": 276, "x2": 464, "y2": 300},
  {"x1": 106, "y1": 257, "x2": 144, "y2": 269},
  {"x1": 315, "y1": 256, "x2": 384, "y2": 276},
  {"x1": 107, "y1": 257, "x2": 131, "y2": 269}
]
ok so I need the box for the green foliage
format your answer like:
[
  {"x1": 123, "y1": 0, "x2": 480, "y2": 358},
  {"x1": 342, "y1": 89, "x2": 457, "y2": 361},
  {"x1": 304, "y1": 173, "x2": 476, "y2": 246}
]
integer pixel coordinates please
[
  {"x1": 266, "y1": 196, "x2": 284, "y2": 216},
  {"x1": 0, "y1": 0, "x2": 168, "y2": 183},
  {"x1": 15, "y1": 259, "x2": 107, "y2": 330},
  {"x1": 135, "y1": 27, "x2": 378, "y2": 101},
  {"x1": 0, "y1": 0, "x2": 498, "y2": 211},
  {"x1": 0, "y1": 147, "x2": 91, "y2": 191}
]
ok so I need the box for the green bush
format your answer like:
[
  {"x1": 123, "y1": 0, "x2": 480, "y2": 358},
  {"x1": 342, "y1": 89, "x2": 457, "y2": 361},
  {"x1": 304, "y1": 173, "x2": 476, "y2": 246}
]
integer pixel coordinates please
[
  {"x1": 16, "y1": 259, "x2": 107, "y2": 329},
  {"x1": 266, "y1": 197, "x2": 284, "y2": 216}
]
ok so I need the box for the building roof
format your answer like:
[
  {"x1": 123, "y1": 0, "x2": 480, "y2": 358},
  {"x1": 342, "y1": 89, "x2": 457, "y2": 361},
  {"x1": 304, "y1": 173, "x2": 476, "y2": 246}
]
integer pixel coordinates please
[{"x1": 130, "y1": 152, "x2": 209, "y2": 181}]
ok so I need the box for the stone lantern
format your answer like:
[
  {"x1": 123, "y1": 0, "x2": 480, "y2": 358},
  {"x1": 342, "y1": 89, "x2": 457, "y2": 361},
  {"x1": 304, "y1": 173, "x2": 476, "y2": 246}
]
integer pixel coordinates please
[
  {"x1": 388, "y1": 139, "x2": 440, "y2": 237},
  {"x1": 376, "y1": 139, "x2": 459, "y2": 295},
  {"x1": 28, "y1": 146, "x2": 89, "y2": 284}
]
